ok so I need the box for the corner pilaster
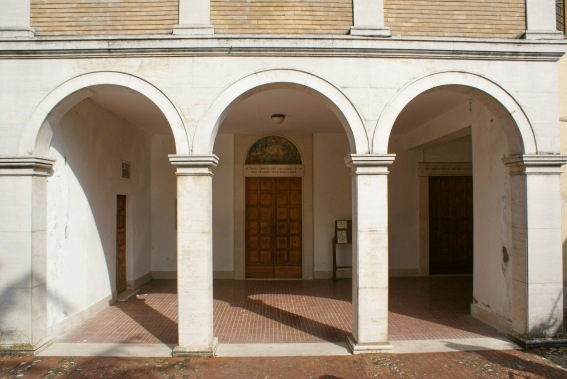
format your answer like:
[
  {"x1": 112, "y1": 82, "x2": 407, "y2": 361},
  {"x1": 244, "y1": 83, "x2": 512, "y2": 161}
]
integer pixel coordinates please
[
  {"x1": 504, "y1": 154, "x2": 567, "y2": 347},
  {"x1": 0, "y1": 0, "x2": 34, "y2": 38},
  {"x1": 350, "y1": 0, "x2": 390, "y2": 37},
  {"x1": 524, "y1": 0, "x2": 563, "y2": 40},
  {"x1": 0, "y1": 157, "x2": 55, "y2": 355},
  {"x1": 173, "y1": 0, "x2": 215, "y2": 35}
]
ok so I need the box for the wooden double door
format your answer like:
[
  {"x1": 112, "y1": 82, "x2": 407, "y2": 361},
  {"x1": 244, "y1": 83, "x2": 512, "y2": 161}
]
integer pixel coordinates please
[
  {"x1": 429, "y1": 176, "x2": 473, "y2": 275},
  {"x1": 245, "y1": 177, "x2": 302, "y2": 278}
]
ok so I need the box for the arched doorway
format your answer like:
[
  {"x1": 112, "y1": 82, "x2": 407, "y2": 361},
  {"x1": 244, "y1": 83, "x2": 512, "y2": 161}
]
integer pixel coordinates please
[
  {"x1": 198, "y1": 72, "x2": 363, "y2": 351},
  {"x1": 22, "y1": 72, "x2": 187, "y2": 344},
  {"x1": 382, "y1": 72, "x2": 564, "y2": 343}
]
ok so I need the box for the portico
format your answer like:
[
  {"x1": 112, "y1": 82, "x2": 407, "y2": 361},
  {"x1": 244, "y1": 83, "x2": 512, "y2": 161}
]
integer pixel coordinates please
[{"x1": 0, "y1": 16, "x2": 566, "y2": 356}]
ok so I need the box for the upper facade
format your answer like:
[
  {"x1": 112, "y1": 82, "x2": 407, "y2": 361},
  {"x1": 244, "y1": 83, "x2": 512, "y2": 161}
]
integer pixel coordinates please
[{"x1": 0, "y1": 0, "x2": 563, "y2": 40}]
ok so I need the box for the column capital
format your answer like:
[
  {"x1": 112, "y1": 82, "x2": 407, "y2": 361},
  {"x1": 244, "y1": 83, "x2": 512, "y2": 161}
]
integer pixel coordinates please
[
  {"x1": 503, "y1": 154, "x2": 567, "y2": 175},
  {"x1": 0, "y1": 156, "x2": 54, "y2": 176},
  {"x1": 169, "y1": 154, "x2": 219, "y2": 176},
  {"x1": 345, "y1": 154, "x2": 395, "y2": 175}
]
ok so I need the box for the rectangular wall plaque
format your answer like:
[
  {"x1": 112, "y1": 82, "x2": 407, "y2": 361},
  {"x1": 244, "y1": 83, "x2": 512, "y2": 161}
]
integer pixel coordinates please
[{"x1": 244, "y1": 165, "x2": 304, "y2": 177}]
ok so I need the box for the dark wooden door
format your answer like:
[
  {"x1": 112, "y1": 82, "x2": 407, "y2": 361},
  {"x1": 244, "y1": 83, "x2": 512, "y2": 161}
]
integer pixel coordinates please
[
  {"x1": 429, "y1": 176, "x2": 473, "y2": 275},
  {"x1": 116, "y1": 195, "x2": 127, "y2": 294},
  {"x1": 245, "y1": 177, "x2": 302, "y2": 278}
]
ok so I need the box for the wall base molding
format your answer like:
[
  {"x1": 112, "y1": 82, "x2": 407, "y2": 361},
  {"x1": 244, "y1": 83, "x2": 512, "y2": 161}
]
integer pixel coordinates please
[
  {"x1": 152, "y1": 271, "x2": 177, "y2": 279},
  {"x1": 470, "y1": 304, "x2": 512, "y2": 333},
  {"x1": 128, "y1": 272, "x2": 152, "y2": 290},
  {"x1": 0, "y1": 336, "x2": 54, "y2": 356},
  {"x1": 47, "y1": 293, "x2": 114, "y2": 341}
]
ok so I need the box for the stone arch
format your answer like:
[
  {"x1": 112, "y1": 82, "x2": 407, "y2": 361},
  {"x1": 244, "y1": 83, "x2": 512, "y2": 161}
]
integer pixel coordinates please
[
  {"x1": 19, "y1": 71, "x2": 190, "y2": 156},
  {"x1": 373, "y1": 71, "x2": 536, "y2": 155},
  {"x1": 192, "y1": 69, "x2": 370, "y2": 154}
]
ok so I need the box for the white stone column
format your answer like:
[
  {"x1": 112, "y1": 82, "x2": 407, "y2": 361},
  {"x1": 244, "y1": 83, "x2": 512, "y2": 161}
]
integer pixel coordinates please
[
  {"x1": 350, "y1": 0, "x2": 390, "y2": 37},
  {"x1": 504, "y1": 155, "x2": 567, "y2": 346},
  {"x1": 169, "y1": 155, "x2": 219, "y2": 356},
  {"x1": 525, "y1": 0, "x2": 563, "y2": 39},
  {"x1": 345, "y1": 154, "x2": 395, "y2": 353},
  {"x1": 0, "y1": 0, "x2": 34, "y2": 37},
  {"x1": 173, "y1": 0, "x2": 214, "y2": 35},
  {"x1": 0, "y1": 157, "x2": 54, "y2": 355}
]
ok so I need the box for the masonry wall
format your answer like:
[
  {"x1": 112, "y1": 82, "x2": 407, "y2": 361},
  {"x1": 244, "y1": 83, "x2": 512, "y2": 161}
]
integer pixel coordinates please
[
  {"x1": 211, "y1": 0, "x2": 352, "y2": 35},
  {"x1": 31, "y1": 0, "x2": 178, "y2": 35},
  {"x1": 384, "y1": 0, "x2": 526, "y2": 39},
  {"x1": 47, "y1": 98, "x2": 153, "y2": 335},
  {"x1": 29, "y1": 0, "x2": 526, "y2": 38}
]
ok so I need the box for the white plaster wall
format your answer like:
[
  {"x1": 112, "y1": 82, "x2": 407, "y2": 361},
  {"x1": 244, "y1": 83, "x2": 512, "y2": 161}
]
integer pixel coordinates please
[
  {"x1": 46, "y1": 99, "x2": 153, "y2": 332},
  {"x1": 471, "y1": 108, "x2": 513, "y2": 321},
  {"x1": 387, "y1": 134, "x2": 421, "y2": 271},
  {"x1": 212, "y1": 134, "x2": 235, "y2": 274},
  {"x1": 313, "y1": 133, "x2": 352, "y2": 277},
  {"x1": 150, "y1": 135, "x2": 177, "y2": 273}
]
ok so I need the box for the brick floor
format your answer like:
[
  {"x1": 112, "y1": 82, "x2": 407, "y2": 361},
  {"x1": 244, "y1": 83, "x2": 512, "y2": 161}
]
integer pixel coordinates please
[{"x1": 60, "y1": 276, "x2": 501, "y2": 345}]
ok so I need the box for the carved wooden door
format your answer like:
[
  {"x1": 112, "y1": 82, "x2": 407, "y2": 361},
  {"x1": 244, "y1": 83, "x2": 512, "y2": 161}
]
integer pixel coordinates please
[
  {"x1": 245, "y1": 177, "x2": 302, "y2": 278},
  {"x1": 116, "y1": 195, "x2": 127, "y2": 293},
  {"x1": 429, "y1": 176, "x2": 473, "y2": 275}
]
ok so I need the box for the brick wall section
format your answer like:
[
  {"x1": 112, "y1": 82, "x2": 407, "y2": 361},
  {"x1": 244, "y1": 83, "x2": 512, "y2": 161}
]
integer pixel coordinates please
[
  {"x1": 385, "y1": 0, "x2": 526, "y2": 39},
  {"x1": 211, "y1": 0, "x2": 352, "y2": 35},
  {"x1": 31, "y1": 0, "x2": 178, "y2": 36},
  {"x1": 30, "y1": 0, "x2": 525, "y2": 38}
]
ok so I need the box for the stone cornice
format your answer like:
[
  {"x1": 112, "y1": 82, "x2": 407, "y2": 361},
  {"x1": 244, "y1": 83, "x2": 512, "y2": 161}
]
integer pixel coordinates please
[
  {"x1": 0, "y1": 156, "x2": 54, "y2": 176},
  {"x1": 503, "y1": 154, "x2": 567, "y2": 175},
  {"x1": 345, "y1": 154, "x2": 395, "y2": 175},
  {"x1": 169, "y1": 154, "x2": 219, "y2": 176},
  {"x1": 0, "y1": 35, "x2": 565, "y2": 61}
]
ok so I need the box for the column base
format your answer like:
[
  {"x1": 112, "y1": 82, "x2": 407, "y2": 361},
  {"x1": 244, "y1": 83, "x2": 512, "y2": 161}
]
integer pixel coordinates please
[
  {"x1": 350, "y1": 26, "x2": 391, "y2": 37},
  {"x1": 506, "y1": 332, "x2": 567, "y2": 349},
  {"x1": 523, "y1": 30, "x2": 564, "y2": 40},
  {"x1": 172, "y1": 337, "x2": 219, "y2": 357},
  {"x1": 173, "y1": 25, "x2": 215, "y2": 35},
  {"x1": 347, "y1": 335, "x2": 393, "y2": 354},
  {"x1": 0, "y1": 28, "x2": 35, "y2": 38},
  {"x1": 0, "y1": 337, "x2": 54, "y2": 356}
]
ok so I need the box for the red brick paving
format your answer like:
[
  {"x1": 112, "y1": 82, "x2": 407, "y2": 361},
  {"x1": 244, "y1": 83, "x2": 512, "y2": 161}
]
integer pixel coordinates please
[
  {"x1": 2, "y1": 348, "x2": 567, "y2": 378},
  {"x1": 60, "y1": 276, "x2": 500, "y2": 345}
]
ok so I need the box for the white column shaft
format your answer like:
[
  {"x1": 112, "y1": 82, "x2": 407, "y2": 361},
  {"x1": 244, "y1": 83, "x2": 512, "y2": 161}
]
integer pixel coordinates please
[
  {"x1": 345, "y1": 154, "x2": 394, "y2": 353},
  {"x1": 170, "y1": 155, "x2": 219, "y2": 356}
]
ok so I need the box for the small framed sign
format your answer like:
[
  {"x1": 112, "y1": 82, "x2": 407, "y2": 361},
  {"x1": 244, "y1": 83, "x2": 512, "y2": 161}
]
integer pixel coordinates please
[
  {"x1": 335, "y1": 220, "x2": 352, "y2": 244},
  {"x1": 121, "y1": 161, "x2": 131, "y2": 180}
]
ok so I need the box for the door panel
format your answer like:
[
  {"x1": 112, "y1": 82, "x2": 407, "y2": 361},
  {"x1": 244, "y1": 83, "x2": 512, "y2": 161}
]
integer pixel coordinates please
[
  {"x1": 246, "y1": 177, "x2": 302, "y2": 278},
  {"x1": 429, "y1": 176, "x2": 473, "y2": 275}
]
